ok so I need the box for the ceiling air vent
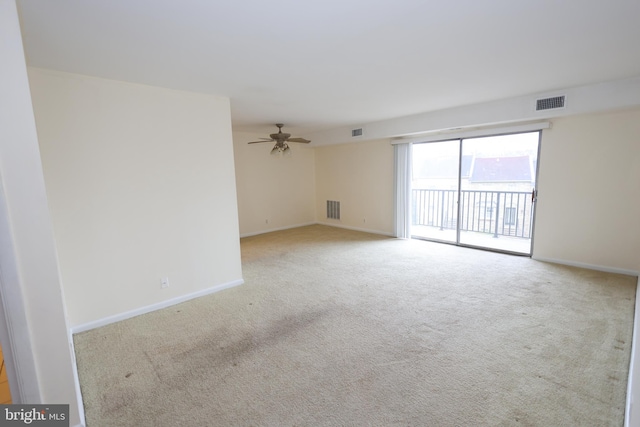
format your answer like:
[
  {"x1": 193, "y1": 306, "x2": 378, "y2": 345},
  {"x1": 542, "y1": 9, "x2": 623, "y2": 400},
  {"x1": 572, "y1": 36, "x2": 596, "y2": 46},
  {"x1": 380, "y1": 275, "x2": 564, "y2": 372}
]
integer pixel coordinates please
[
  {"x1": 351, "y1": 128, "x2": 363, "y2": 137},
  {"x1": 536, "y1": 95, "x2": 566, "y2": 111}
]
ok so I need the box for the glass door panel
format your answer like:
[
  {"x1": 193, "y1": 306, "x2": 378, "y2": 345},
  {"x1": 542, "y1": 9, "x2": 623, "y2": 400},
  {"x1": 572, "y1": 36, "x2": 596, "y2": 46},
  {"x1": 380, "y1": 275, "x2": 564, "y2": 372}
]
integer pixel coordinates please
[
  {"x1": 459, "y1": 132, "x2": 539, "y2": 254},
  {"x1": 411, "y1": 140, "x2": 460, "y2": 244}
]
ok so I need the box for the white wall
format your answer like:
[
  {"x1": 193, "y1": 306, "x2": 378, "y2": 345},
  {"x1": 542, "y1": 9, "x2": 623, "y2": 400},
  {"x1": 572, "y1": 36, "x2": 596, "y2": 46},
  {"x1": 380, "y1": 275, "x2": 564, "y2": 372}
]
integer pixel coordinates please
[
  {"x1": 308, "y1": 77, "x2": 640, "y2": 146},
  {"x1": 29, "y1": 68, "x2": 243, "y2": 328},
  {"x1": 0, "y1": 1, "x2": 81, "y2": 424},
  {"x1": 233, "y1": 131, "x2": 316, "y2": 236},
  {"x1": 534, "y1": 108, "x2": 640, "y2": 274},
  {"x1": 315, "y1": 139, "x2": 394, "y2": 235},
  {"x1": 307, "y1": 109, "x2": 640, "y2": 274}
]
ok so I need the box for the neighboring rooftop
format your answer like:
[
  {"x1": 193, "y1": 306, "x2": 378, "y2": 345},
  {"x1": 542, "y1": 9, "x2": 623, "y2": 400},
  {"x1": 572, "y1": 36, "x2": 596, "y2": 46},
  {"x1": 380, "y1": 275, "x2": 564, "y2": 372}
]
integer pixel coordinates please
[{"x1": 470, "y1": 156, "x2": 532, "y2": 183}]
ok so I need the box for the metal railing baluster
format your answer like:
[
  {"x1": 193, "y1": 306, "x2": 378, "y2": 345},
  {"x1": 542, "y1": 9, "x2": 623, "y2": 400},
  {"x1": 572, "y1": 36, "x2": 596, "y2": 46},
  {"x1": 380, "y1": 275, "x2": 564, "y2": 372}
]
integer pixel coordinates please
[{"x1": 412, "y1": 189, "x2": 534, "y2": 239}]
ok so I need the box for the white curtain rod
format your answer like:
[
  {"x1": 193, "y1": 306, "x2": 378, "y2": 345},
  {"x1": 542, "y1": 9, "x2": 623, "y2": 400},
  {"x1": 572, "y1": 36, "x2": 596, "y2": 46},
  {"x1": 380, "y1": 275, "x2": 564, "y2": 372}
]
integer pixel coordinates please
[{"x1": 390, "y1": 121, "x2": 551, "y2": 145}]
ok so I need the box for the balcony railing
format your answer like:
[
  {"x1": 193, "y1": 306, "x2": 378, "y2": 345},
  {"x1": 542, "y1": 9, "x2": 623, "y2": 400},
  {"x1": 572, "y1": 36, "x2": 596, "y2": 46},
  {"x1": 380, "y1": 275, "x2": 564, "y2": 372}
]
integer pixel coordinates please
[{"x1": 412, "y1": 189, "x2": 534, "y2": 238}]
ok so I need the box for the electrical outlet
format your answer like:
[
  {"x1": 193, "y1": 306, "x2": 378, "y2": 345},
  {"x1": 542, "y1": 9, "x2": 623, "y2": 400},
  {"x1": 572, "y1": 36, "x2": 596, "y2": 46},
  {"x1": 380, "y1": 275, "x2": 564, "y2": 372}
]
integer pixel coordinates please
[{"x1": 161, "y1": 277, "x2": 169, "y2": 288}]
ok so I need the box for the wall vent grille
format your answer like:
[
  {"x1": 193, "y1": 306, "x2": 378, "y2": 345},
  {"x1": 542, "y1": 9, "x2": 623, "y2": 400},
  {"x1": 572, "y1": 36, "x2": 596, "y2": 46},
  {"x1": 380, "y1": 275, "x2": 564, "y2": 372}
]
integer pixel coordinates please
[
  {"x1": 327, "y1": 200, "x2": 341, "y2": 220},
  {"x1": 352, "y1": 128, "x2": 363, "y2": 137},
  {"x1": 536, "y1": 95, "x2": 566, "y2": 111}
]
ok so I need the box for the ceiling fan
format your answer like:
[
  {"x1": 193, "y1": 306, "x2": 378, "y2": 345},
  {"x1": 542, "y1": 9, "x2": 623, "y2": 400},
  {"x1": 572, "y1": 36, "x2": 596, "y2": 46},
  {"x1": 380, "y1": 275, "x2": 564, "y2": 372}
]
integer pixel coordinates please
[{"x1": 247, "y1": 124, "x2": 311, "y2": 154}]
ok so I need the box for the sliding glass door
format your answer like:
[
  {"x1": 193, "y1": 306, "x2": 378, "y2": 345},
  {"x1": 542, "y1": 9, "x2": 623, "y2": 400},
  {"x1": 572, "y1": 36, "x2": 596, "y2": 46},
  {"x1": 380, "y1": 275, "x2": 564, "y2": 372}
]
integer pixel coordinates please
[
  {"x1": 411, "y1": 131, "x2": 540, "y2": 255},
  {"x1": 411, "y1": 140, "x2": 460, "y2": 244}
]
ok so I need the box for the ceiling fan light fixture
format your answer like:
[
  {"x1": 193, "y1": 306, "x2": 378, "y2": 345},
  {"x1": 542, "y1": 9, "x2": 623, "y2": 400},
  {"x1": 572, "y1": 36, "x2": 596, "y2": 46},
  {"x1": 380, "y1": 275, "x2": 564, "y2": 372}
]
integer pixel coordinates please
[{"x1": 247, "y1": 124, "x2": 311, "y2": 155}]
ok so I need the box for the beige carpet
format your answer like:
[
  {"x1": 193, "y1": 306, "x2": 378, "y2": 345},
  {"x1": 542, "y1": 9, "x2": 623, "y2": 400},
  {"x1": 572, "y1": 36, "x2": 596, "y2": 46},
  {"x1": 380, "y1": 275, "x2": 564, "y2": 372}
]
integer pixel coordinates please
[{"x1": 74, "y1": 225, "x2": 636, "y2": 426}]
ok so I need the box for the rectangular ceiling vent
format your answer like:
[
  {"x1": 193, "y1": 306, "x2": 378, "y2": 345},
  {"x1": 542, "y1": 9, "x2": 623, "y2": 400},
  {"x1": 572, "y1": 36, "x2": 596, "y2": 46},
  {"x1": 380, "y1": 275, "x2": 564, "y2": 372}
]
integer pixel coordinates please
[
  {"x1": 327, "y1": 200, "x2": 340, "y2": 220},
  {"x1": 536, "y1": 95, "x2": 566, "y2": 111},
  {"x1": 351, "y1": 128, "x2": 363, "y2": 138}
]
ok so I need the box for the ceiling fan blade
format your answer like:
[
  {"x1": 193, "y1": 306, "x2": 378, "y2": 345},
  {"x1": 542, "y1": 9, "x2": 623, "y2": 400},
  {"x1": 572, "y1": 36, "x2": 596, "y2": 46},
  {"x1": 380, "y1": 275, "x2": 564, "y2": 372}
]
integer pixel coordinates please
[
  {"x1": 247, "y1": 139, "x2": 274, "y2": 144},
  {"x1": 248, "y1": 125, "x2": 310, "y2": 151}
]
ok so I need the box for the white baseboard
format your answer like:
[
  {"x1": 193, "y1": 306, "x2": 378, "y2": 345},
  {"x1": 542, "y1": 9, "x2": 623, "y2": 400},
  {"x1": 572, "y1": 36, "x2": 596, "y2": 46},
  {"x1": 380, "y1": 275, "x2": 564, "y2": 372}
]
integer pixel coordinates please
[
  {"x1": 315, "y1": 221, "x2": 395, "y2": 237},
  {"x1": 240, "y1": 222, "x2": 316, "y2": 238},
  {"x1": 67, "y1": 329, "x2": 86, "y2": 427},
  {"x1": 70, "y1": 279, "x2": 244, "y2": 334},
  {"x1": 625, "y1": 277, "x2": 640, "y2": 427},
  {"x1": 532, "y1": 256, "x2": 639, "y2": 277}
]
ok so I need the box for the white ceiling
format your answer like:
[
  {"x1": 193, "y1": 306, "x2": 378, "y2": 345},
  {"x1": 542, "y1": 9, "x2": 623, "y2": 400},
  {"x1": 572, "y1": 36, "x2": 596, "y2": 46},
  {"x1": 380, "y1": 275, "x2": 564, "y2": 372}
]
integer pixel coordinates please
[{"x1": 16, "y1": 0, "x2": 640, "y2": 135}]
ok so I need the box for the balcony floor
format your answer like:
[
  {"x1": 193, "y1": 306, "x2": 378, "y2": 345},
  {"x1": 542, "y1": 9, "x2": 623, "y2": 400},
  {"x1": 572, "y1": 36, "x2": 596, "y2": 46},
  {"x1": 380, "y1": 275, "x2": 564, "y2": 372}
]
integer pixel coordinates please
[{"x1": 412, "y1": 225, "x2": 532, "y2": 255}]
